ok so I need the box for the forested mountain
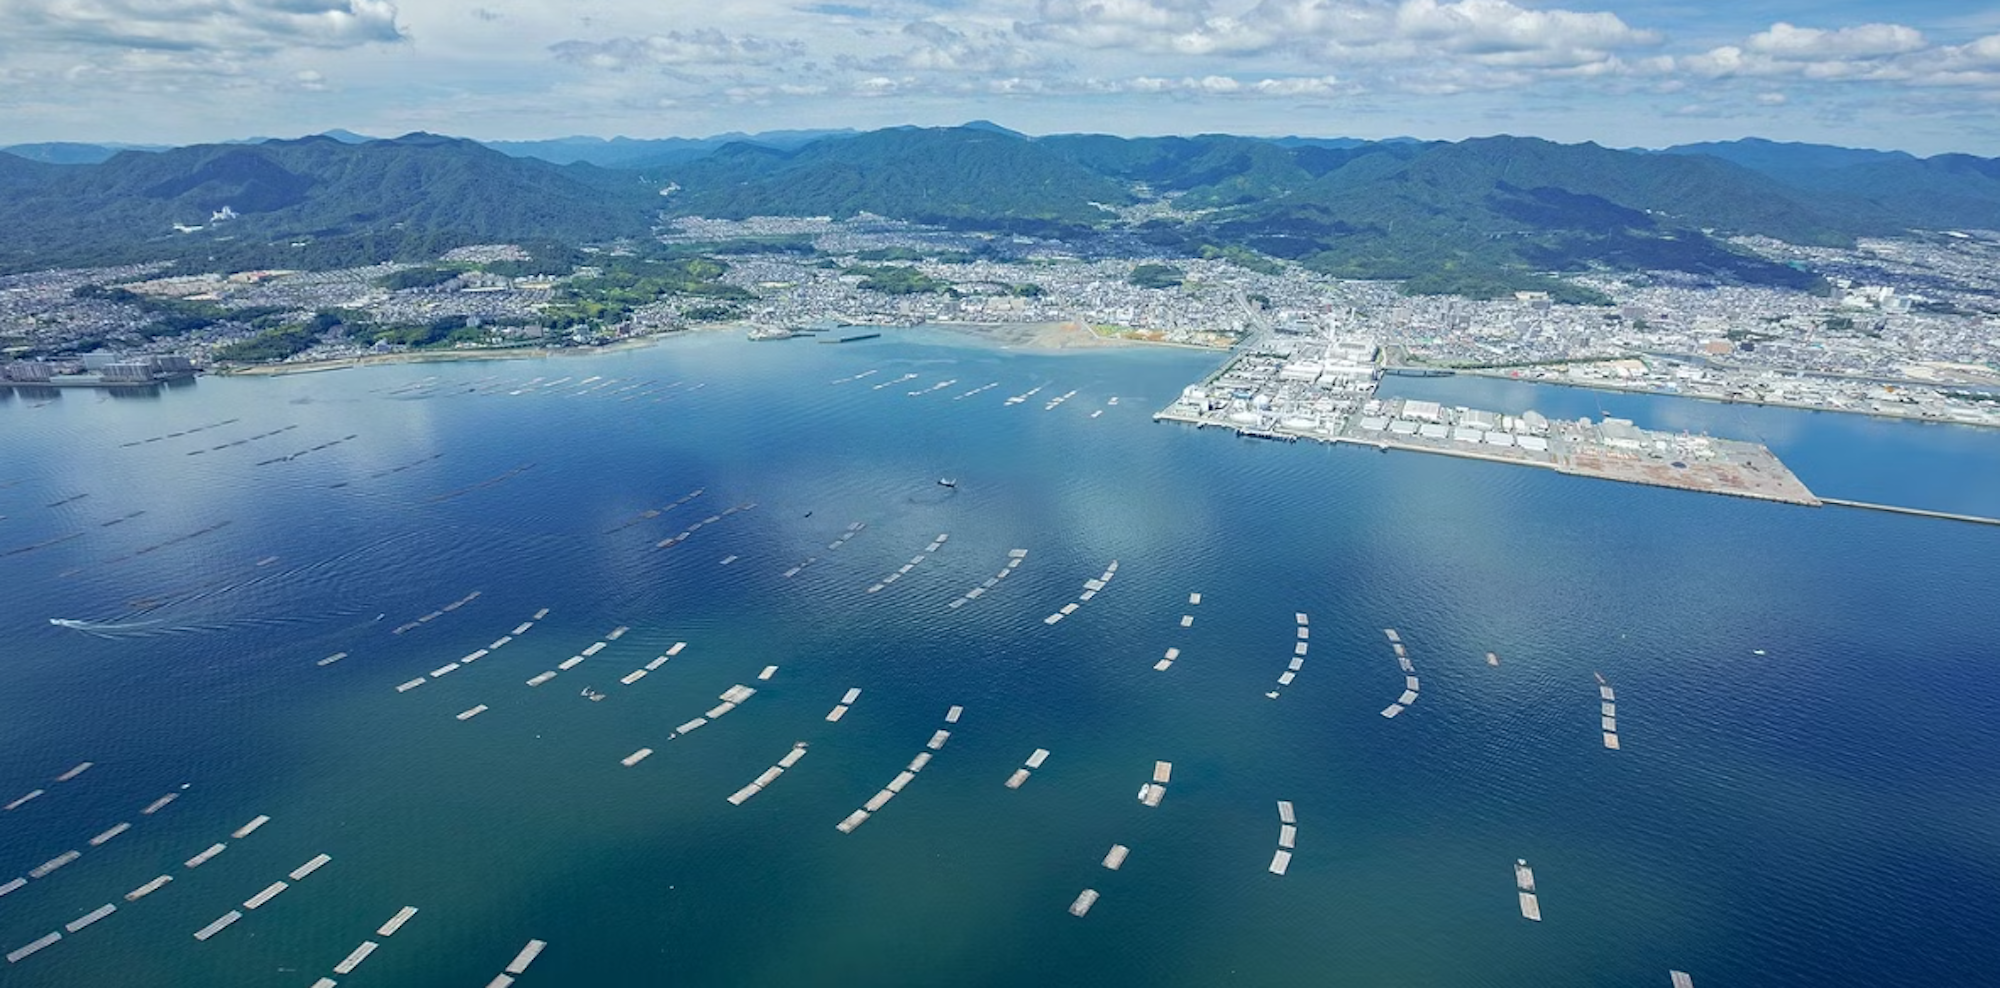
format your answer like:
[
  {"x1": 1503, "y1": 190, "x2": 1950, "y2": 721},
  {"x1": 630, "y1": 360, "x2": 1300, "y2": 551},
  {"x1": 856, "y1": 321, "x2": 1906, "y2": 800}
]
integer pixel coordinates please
[
  {"x1": 0, "y1": 133, "x2": 660, "y2": 273},
  {"x1": 4, "y1": 124, "x2": 1997, "y2": 297}
]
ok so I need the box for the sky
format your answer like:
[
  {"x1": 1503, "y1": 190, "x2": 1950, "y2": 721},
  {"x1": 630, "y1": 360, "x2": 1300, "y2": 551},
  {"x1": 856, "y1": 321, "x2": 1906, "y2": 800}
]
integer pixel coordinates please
[{"x1": 2, "y1": 1, "x2": 1998, "y2": 154}]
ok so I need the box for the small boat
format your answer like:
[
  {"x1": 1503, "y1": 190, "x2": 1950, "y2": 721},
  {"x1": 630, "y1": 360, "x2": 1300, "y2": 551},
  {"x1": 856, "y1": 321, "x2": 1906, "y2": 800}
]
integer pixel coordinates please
[{"x1": 937, "y1": 478, "x2": 957, "y2": 488}]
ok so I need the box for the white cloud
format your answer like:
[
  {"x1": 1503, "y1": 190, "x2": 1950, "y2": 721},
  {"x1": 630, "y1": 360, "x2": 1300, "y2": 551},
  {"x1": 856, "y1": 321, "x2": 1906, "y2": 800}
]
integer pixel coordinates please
[
  {"x1": 1745, "y1": 22, "x2": 1927, "y2": 61},
  {"x1": 549, "y1": 30, "x2": 804, "y2": 71},
  {"x1": 1, "y1": 0, "x2": 406, "y2": 54}
]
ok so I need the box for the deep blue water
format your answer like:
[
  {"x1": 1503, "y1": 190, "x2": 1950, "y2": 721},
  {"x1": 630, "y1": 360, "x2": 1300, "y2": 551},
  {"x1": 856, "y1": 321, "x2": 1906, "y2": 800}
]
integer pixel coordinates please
[{"x1": 0, "y1": 329, "x2": 1996, "y2": 987}]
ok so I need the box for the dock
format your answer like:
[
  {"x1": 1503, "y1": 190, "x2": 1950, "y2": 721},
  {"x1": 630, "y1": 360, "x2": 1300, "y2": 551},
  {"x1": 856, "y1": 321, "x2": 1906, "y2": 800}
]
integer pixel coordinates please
[{"x1": 1821, "y1": 497, "x2": 2000, "y2": 528}]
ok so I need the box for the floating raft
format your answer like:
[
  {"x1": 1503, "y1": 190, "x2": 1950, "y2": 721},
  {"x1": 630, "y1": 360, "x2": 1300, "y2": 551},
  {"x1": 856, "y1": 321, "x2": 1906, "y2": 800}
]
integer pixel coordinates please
[
  {"x1": 505, "y1": 939, "x2": 548, "y2": 975},
  {"x1": 1152, "y1": 761, "x2": 1172, "y2": 785},
  {"x1": 89, "y1": 822, "x2": 131, "y2": 846},
  {"x1": 1670, "y1": 972, "x2": 1695, "y2": 988},
  {"x1": 244, "y1": 880, "x2": 288, "y2": 910},
  {"x1": 1598, "y1": 676, "x2": 1621, "y2": 749},
  {"x1": 1068, "y1": 889, "x2": 1099, "y2": 917},
  {"x1": 1519, "y1": 891, "x2": 1542, "y2": 921},
  {"x1": 30, "y1": 850, "x2": 79, "y2": 878},
  {"x1": 395, "y1": 678, "x2": 425, "y2": 693},
  {"x1": 5, "y1": 790, "x2": 44, "y2": 812},
  {"x1": 232, "y1": 815, "x2": 270, "y2": 839},
  {"x1": 1277, "y1": 800, "x2": 1295, "y2": 824},
  {"x1": 0, "y1": 878, "x2": 26, "y2": 897},
  {"x1": 1515, "y1": 859, "x2": 1536, "y2": 892},
  {"x1": 458, "y1": 705, "x2": 490, "y2": 721},
  {"x1": 431, "y1": 662, "x2": 460, "y2": 678},
  {"x1": 378, "y1": 906, "x2": 419, "y2": 937},
  {"x1": 1102, "y1": 845, "x2": 1130, "y2": 870},
  {"x1": 836, "y1": 809, "x2": 871, "y2": 834},
  {"x1": 184, "y1": 844, "x2": 225, "y2": 869},
  {"x1": 622, "y1": 748, "x2": 653, "y2": 767},
  {"x1": 607, "y1": 626, "x2": 629, "y2": 640},
  {"x1": 334, "y1": 940, "x2": 379, "y2": 974},
  {"x1": 1278, "y1": 825, "x2": 1296, "y2": 849},
  {"x1": 125, "y1": 875, "x2": 171, "y2": 901},
  {"x1": 55, "y1": 762, "x2": 93, "y2": 782},
  {"x1": 193, "y1": 910, "x2": 242, "y2": 941},
  {"x1": 927, "y1": 730, "x2": 951, "y2": 750},
  {"x1": 526, "y1": 671, "x2": 557, "y2": 687},
  {"x1": 759, "y1": 665, "x2": 778, "y2": 681},
  {"x1": 8, "y1": 932, "x2": 61, "y2": 962},
  {"x1": 945, "y1": 705, "x2": 963, "y2": 723},
  {"x1": 1180, "y1": 615, "x2": 1194, "y2": 628},
  {"x1": 65, "y1": 903, "x2": 115, "y2": 933},
  {"x1": 1190, "y1": 592, "x2": 1203, "y2": 604},
  {"x1": 1137, "y1": 783, "x2": 1165, "y2": 808},
  {"x1": 290, "y1": 853, "x2": 331, "y2": 881},
  {"x1": 1269, "y1": 850, "x2": 1292, "y2": 875}
]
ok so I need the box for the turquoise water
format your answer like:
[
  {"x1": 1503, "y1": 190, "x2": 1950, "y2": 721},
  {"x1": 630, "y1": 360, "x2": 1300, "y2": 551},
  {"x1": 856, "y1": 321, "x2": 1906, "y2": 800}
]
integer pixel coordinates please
[{"x1": 1, "y1": 330, "x2": 1997, "y2": 987}]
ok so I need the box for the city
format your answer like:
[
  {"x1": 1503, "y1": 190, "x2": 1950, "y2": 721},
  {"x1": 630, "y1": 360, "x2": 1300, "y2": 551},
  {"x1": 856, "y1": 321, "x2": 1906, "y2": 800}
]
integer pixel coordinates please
[{"x1": 5, "y1": 217, "x2": 1996, "y2": 431}]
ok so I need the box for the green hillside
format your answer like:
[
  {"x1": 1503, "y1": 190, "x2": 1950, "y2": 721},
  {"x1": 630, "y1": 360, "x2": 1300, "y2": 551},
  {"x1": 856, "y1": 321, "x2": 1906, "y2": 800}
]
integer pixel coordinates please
[{"x1": 0, "y1": 134, "x2": 660, "y2": 273}]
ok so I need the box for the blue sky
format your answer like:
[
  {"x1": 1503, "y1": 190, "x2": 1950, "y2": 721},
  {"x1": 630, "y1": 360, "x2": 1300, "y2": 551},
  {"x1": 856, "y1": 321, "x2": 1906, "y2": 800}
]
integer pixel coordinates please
[{"x1": 2, "y1": 1, "x2": 1997, "y2": 154}]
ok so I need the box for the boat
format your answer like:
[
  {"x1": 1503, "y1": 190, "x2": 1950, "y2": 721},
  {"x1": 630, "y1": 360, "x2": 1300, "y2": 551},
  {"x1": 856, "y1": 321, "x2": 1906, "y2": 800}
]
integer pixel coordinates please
[{"x1": 937, "y1": 478, "x2": 957, "y2": 488}]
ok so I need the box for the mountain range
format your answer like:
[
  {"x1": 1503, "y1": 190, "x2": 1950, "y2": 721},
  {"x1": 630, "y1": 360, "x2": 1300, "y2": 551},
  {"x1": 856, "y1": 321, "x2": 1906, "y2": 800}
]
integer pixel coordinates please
[{"x1": 4, "y1": 126, "x2": 1997, "y2": 296}]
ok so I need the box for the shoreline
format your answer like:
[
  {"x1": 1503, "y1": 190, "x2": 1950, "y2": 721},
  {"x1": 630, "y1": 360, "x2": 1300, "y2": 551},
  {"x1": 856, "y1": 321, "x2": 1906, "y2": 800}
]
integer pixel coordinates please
[
  {"x1": 1437, "y1": 366, "x2": 2000, "y2": 432},
  {"x1": 217, "y1": 336, "x2": 665, "y2": 377}
]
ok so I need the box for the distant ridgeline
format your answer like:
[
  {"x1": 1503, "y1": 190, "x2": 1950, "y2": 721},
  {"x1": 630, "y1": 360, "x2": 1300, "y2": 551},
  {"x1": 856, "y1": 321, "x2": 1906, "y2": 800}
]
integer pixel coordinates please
[{"x1": 5, "y1": 127, "x2": 2000, "y2": 300}]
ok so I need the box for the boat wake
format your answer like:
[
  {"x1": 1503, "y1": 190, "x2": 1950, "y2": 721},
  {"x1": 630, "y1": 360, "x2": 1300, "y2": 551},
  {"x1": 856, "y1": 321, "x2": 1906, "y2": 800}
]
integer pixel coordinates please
[{"x1": 49, "y1": 617, "x2": 165, "y2": 637}]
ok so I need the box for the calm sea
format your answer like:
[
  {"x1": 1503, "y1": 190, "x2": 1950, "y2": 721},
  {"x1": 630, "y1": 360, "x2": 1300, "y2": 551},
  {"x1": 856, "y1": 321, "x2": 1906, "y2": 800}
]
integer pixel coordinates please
[{"x1": 1, "y1": 329, "x2": 1996, "y2": 987}]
